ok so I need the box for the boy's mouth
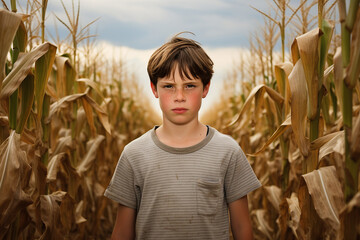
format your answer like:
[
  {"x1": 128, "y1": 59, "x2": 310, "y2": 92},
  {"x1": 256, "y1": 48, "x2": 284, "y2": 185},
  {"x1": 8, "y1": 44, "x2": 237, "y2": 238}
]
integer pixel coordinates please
[{"x1": 172, "y1": 108, "x2": 188, "y2": 114}]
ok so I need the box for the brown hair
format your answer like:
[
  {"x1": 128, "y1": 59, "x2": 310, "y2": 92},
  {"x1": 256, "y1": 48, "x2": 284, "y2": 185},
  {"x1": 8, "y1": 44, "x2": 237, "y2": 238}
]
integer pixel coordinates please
[{"x1": 147, "y1": 32, "x2": 214, "y2": 88}]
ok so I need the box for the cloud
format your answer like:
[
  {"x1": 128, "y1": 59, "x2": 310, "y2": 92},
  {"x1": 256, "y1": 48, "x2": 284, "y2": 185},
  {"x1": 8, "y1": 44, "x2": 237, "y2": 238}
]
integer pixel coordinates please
[{"x1": 43, "y1": 0, "x2": 265, "y2": 49}]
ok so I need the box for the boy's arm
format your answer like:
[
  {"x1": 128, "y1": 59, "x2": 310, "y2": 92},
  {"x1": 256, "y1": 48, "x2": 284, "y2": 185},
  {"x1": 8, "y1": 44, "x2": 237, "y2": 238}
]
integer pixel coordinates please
[
  {"x1": 229, "y1": 195, "x2": 254, "y2": 240},
  {"x1": 111, "y1": 204, "x2": 136, "y2": 240}
]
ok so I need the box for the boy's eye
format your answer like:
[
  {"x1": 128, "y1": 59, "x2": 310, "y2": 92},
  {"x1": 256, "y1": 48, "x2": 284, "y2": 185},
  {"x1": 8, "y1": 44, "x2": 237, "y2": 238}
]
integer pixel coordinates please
[
  {"x1": 186, "y1": 84, "x2": 196, "y2": 88},
  {"x1": 163, "y1": 85, "x2": 173, "y2": 89}
]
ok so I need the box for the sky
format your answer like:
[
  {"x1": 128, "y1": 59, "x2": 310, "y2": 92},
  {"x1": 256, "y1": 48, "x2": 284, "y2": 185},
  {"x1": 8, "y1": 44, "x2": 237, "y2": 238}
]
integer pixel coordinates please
[
  {"x1": 45, "y1": 0, "x2": 268, "y2": 49},
  {"x1": 4, "y1": 0, "x2": 310, "y2": 115}
]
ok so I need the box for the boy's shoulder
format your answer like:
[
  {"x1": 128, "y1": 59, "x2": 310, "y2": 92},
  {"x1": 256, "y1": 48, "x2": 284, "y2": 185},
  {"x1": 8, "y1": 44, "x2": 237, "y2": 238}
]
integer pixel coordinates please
[
  {"x1": 209, "y1": 126, "x2": 241, "y2": 151},
  {"x1": 212, "y1": 127, "x2": 237, "y2": 142},
  {"x1": 123, "y1": 127, "x2": 154, "y2": 154}
]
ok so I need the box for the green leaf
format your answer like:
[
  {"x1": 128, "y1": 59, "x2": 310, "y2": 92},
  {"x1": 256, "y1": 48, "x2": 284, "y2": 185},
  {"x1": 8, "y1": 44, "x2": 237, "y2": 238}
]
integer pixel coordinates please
[
  {"x1": 34, "y1": 43, "x2": 57, "y2": 120},
  {"x1": 12, "y1": 20, "x2": 27, "y2": 64},
  {"x1": 346, "y1": 7, "x2": 360, "y2": 88},
  {"x1": 9, "y1": 89, "x2": 17, "y2": 130},
  {"x1": 66, "y1": 61, "x2": 76, "y2": 95},
  {"x1": 319, "y1": 20, "x2": 334, "y2": 87},
  {"x1": 16, "y1": 73, "x2": 34, "y2": 134}
]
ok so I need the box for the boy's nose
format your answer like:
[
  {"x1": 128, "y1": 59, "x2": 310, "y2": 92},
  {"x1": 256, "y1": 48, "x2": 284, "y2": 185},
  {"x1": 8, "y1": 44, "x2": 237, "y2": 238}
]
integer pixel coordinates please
[{"x1": 175, "y1": 88, "x2": 185, "y2": 102}]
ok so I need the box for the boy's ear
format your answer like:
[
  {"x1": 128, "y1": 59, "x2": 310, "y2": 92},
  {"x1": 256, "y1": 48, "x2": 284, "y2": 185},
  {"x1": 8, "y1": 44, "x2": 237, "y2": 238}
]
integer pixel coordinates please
[
  {"x1": 151, "y1": 82, "x2": 159, "y2": 98},
  {"x1": 202, "y1": 82, "x2": 210, "y2": 98}
]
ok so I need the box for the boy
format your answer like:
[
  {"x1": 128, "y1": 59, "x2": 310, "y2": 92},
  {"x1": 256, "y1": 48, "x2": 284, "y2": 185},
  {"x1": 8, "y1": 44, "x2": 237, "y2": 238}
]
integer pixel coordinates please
[{"x1": 104, "y1": 33, "x2": 261, "y2": 240}]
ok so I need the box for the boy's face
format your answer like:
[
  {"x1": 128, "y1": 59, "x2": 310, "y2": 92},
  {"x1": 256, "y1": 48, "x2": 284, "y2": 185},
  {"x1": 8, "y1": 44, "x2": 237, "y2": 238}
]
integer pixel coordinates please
[{"x1": 151, "y1": 64, "x2": 210, "y2": 126}]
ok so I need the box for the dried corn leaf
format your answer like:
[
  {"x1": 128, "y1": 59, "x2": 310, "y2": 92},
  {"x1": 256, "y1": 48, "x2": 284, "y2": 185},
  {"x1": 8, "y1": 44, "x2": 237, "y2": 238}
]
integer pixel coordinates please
[
  {"x1": 310, "y1": 131, "x2": 344, "y2": 161},
  {"x1": 54, "y1": 56, "x2": 76, "y2": 97},
  {"x1": 75, "y1": 108, "x2": 87, "y2": 138},
  {"x1": 54, "y1": 56, "x2": 68, "y2": 98},
  {"x1": 75, "y1": 201, "x2": 87, "y2": 224},
  {"x1": 0, "y1": 131, "x2": 32, "y2": 236},
  {"x1": 301, "y1": 166, "x2": 344, "y2": 231},
  {"x1": 0, "y1": 9, "x2": 22, "y2": 88},
  {"x1": 45, "y1": 83, "x2": 58, "y2": 100},
  {"x1": 228, "y1": 84, "x2": 284, "y2": 127},
  {"x1": 254, "y1": 88, "x2": 265, "y2": 122},
  {"x1": 39, "y1": 191, "x2": 75, "y2": 240},
  {"x1": 0, "y1": 43, "x2": 50, "y2": 99},
  {"x1": 289, "y1": 60, "x2": 310, "y2": 158},
  {"x1": 293, "y1": 28, "x2": 322, "y2": 119},
  {"x1": 52, "y1": 135, "x2": 72, "y2": 156},
  {"x1": 77, "y1": 78, "x2": 104, "y2": 100},
  {"x1": 84, "y1": 94, "x2": 111, "y2": 134},
  {"x1": 31, "y1": 154, "x2": 48, "y2": 198},
  {"x1": 77, "y1": 134, "x2": 105, "y2": 176},
  {"x1": 48, "y1": 92, "x2": 86, "y2": 119},
  {"x1": 251, "y1": 209, "x2": 274, "y2": 240},
  {"x1": 274, "y1": 62, "x2": 293, "y2": 117},
  {"x1": 286, "y1": 193, "x2": 301, "y2": 238},
  {"x1": 49, "y1": 93, "x2": 111, "y2": 134},
  {"x1": 20, "y1": 128, "x2": 36, "y2": 145},
  {"x1": 263, "y1": 185, "x2": 282, "y2": 211},
  {"x1": 275, "y1": 62, "x2": 292, "y2": 97},
  {"x1": 47, "y1": 152, "x2": 80, "y2": 199},
  {"x1": 247, "y1": 116, "x2": 291, "y2": 156},
  {"x1": 81, "y1": 97, "x2": 96, "y2": 137},
  {"x1": 339, "y1": 191, "x2": 360, "y2": 236},
  {"x1": 249, "y1": 132, "x2": 262, "y2": 149},
  {"x1": 291, "y1": 40, "x2": 300, "y2": 64},
  {"x1": 94, "y1": 181, "x2": 105, "y2": 198},
  {"x1": 47, "y1": 153, "x2": 66, "y2": 182}
]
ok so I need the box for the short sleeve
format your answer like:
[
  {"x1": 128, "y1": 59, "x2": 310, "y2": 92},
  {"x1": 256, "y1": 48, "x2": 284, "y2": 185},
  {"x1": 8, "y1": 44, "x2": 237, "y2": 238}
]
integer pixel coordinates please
[
  {"x1": 104, "y1": 151, "x2": 137, "y2": 209},
  {"x1": 224, "y1": 147, "x2": 261, "y2": 203}
]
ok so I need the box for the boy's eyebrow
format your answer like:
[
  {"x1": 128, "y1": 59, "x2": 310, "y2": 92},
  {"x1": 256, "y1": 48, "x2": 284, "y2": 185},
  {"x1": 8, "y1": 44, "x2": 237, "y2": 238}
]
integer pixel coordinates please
[{"x1": 158, "y1": 79, "x2": 200, "y2": 84}]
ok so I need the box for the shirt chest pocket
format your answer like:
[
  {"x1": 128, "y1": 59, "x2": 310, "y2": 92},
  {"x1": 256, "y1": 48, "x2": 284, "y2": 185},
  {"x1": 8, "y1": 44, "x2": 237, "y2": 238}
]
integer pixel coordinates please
[{"x1": 196, "y1": 178, "x2": 221, "y2": 216}]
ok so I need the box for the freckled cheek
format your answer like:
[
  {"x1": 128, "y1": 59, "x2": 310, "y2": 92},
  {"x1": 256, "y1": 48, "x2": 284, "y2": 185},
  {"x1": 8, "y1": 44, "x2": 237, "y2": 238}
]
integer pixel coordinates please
[
  {"x1": 158, "y1": 92, "x2": 172, "y2": 109},
  {"x1": 187, "y1": 92, "x2": 203, "y2": 109}
]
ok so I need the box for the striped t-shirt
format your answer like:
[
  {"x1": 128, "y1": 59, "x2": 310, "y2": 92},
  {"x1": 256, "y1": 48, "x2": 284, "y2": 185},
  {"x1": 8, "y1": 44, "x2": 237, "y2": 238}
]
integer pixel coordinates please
[{"x1": 104, "y1": 126, "x2": 261, "y2": 239}]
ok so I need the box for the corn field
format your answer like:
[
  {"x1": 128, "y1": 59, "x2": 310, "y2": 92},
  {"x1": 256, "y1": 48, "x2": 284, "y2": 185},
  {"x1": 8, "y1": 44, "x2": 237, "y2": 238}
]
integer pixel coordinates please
[
  {"x1": 204, "y1": 0, "x2": 360, "y2": 239},
  {"x1": 0, "y1": 0, "x2": 359, "y2": 239},
  {"x1": 0, "y1": 0, "x2": 159, "y2": 239}
]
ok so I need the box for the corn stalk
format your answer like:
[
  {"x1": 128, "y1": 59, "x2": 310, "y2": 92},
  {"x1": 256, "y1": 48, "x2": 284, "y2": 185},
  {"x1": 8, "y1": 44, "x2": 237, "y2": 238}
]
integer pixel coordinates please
[
  {"x1": 337, "y1": 0, "x2": 360, "y2": 239},
  {"x1": 337, "y1": 0, "x2": 360, "y2": 203},
  {"x1": 251, "y1": 1, "x2": 308, "y2": 191}
]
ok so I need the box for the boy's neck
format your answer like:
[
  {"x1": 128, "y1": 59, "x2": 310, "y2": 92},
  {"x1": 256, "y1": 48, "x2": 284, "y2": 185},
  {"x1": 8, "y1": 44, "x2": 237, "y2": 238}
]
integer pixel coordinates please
[{"x1": 155, "y1": 120, "x2": 208, "y2": 148}]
